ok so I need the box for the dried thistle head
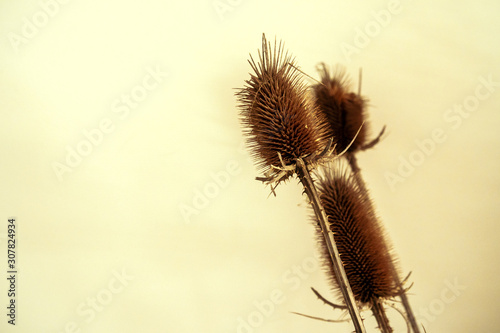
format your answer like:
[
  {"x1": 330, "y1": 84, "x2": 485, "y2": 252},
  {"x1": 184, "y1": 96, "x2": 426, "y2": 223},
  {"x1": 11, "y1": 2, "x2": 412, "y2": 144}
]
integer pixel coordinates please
[
  {"x1": 314, "y1": 165, "x2": 399, "y2": 305},
  {"x1": 236, "y1": 34, "x2": 331, "y2": 185},
  {"x1": 312, "y1": 64, "x2": 368, "y2": 154}
]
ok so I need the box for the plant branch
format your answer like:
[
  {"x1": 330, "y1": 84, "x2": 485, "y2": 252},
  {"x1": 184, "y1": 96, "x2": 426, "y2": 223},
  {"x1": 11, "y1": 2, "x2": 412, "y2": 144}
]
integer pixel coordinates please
[{"x1": 371, "y1": 297, "x2": 393, "y2": 333}]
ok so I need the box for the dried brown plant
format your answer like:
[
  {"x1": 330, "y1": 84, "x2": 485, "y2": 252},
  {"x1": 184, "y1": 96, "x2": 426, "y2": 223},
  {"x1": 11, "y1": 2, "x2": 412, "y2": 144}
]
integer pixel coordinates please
[
  {"x1": 236, "y1": 35, "x2": 331, "y2": 186},
  {"x1": 315, "y1": 167, "x2": 399, "y2": 305},
  {"x1": 236, "y1": 34, "x2": 367, "y2": 332},
  {"x1": 311, "y1": 64, "x2": 419, "y2": 333}
]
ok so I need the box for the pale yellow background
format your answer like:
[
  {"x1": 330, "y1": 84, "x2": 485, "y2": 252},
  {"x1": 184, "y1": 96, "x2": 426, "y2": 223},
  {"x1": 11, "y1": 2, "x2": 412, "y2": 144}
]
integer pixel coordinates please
[{"x1": 1, "y1": 0, "x2": 499, "y2": 332}]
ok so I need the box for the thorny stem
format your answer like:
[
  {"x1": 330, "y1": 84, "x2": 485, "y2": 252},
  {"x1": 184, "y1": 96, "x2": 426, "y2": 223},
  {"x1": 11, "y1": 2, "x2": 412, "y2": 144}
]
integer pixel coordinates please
[
  {"x1": 371, "y1": 297, "x2": 393, "y2": 333},
  {"x1": 346, "y1": 152, "x2": 421, "y2": 333},
  {"x1": 311, "y1": 287, "x2": 347, "y2": 310},
  {"x1": 295, "y1": 157, "x2": 366, "y2": 333}
]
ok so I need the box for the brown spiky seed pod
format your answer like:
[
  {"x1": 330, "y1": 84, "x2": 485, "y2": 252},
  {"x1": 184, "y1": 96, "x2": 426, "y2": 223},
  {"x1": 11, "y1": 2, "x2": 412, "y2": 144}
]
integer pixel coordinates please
[
  {"x1": 312, "y1": 64, "x2": 367, "y2": 154},
  {"x1": 236, "y1": 35, "x2": 330, "y2": 183},
  {"x1": 314, "y1": 166, "x2": 398, "y2": 305}
]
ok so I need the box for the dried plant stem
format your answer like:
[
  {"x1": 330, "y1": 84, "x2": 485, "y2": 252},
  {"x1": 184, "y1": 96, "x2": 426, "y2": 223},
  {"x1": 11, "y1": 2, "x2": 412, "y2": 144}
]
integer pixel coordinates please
[
  {"x1": 295, "y1": 157, "x2": 366, "y2": 333},
  {"x1": 371, "y1": 297, "x2": 393, "y2": 333},
  {"x1": 346, "y1": 153, "x2": 421, "y2": 333}
]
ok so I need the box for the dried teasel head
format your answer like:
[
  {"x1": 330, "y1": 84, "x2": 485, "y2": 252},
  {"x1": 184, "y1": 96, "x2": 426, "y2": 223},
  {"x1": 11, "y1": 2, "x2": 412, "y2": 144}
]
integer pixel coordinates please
[
  {"x1": 314, "y1": 164, "x2": 399, "y2": 305},
  {"x1": 236, "y1": 34, "x2": 331, "y2": 186},
  {"x1": 312, "y1": 64, "x2": 370, "y2": 154}
]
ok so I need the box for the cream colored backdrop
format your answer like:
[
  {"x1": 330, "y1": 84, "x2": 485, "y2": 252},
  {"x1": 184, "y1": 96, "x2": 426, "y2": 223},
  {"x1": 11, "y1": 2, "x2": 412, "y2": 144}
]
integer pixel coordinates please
[{"x1": 1, "y1": 0, "x2": 499, "y2": 332}]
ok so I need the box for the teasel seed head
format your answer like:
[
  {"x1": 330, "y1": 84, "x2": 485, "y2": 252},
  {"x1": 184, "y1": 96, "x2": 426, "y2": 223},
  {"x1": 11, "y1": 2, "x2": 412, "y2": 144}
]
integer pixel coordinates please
[
  {"x1": 312, "y1": 64, "x2": 368, "y2": 154},
  {"x1": 236, "y1": 34, "x2": 331, "y2": 185},
  {"x1": 314, "y1": 165, "x2": 399, "y2": 305}
]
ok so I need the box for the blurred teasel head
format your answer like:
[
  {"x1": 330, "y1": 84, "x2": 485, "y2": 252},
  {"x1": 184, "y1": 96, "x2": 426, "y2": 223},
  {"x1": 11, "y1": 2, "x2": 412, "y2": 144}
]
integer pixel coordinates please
[
  {"x1": 236, "y1": 34, "x2": 331, "y2": 185},
  {"x1": 312, "y1": 64, "x2": 369, "y2": 154}
]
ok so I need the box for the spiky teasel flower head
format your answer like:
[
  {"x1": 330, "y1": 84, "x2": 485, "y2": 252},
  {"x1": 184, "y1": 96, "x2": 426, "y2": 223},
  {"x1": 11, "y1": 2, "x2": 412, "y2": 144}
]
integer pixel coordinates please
[
  {"x1": 314, "y1": 164, "x2": 399, "y2": 305},
  {"x1": 312, "y1": 64, "x2": 368, "y2": 154},
  {"x1": 236, "y1": 34, "x2": 332, "y2": 185}
]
